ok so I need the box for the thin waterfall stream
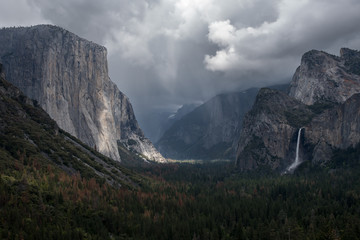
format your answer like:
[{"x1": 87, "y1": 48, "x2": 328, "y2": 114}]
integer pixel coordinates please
[{"x1": 287, "y1": 127, "x2": 304, "y2": 172}]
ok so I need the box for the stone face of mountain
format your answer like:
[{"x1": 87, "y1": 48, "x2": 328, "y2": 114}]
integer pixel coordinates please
[
  {"x1": 235, "y1": 88, "x2": 314, "y2": 170},
  {"x1": 0, "y1": 63, "x2": 141, "y2": 187},
  {"x1": 169, "y1": 104, "x2": 200, "y2": 122},
  {"x1": 157, "y1": 89, "x2": 258, "y2": 160},
  {"x1": 0, "y1": 25, "x2": 164, "y2": 162},
  {"x1": 289, "y1": 48, "x2": 360, "y2": 105},
  {"x1": 139, "y1": 103, "x2": 200, "y2": 143},
  {"x1": 304, "y1": 93, "x2": 360, "y2": 165},
  {"x1": 237, "y1": 48, "x2": 360, "y2": 171}
]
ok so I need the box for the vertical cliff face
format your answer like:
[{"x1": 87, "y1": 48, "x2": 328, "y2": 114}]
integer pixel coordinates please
[
  {"x1": 289, "y1": 48, "x2": 360, "y2": 105},
  {"x1": 235, "y1": 88, "x2": 313, "y2": 170},
  {"x1": 0, "y1": 25, "x2": 165, "y2": 162},
  {"x1": 157, "y1": 89, "x2": 258, "y2": 160},
  {"x1": 287, "y1": 48, "x2": 360, "y2": 165},
  {"x1": 304, "y1": 93, "x2": 360, "y2": 164},
  {"x1": 237, "y1": 48, "x2": 360, "y2": 171}
]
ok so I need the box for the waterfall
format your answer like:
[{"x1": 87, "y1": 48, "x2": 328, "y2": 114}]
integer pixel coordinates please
[{"x1": 287, "y1": 127, "x2": 304, "y2": 172}]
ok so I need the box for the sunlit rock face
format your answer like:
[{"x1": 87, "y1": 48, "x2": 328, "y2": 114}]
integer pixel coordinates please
[{"x1": 0, "y1": 25, "x2": 165, "y2": 162}]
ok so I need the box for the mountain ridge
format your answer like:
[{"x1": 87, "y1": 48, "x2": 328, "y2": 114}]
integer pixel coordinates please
[
  {"x1": 0, "y1": 62, "x2": 142, "y2": 187},
  {"x1": 0, "y1": 25, "x2": 165, "y2": 163},
  {"x1": 236, "y1": 48, "x2": 360, "y2": 171},
  {"x1": 289, "y1": 48, "x2": 360, "y2": 105},
  {"x1": 157, "y1": 89, "x2": 259, "y2": 160}
]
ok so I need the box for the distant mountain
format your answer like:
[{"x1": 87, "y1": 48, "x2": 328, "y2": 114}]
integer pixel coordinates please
[
  {"x1": 0, "y1": 25, "x2": 165, "y2": 163},
  {"x1": 0, "y1": 63, "x2": 141, "y2": 187},
  {"x1": 139, "y1": 103, "x2": 200, "y2": 143},
  {"x1": 236, "y1": 48, "x2": 360, "y2": 171},
  {"x1": 236, "y1": 88, "x2": 318, "y2": 170},
  {"x1": 156, "y1": 89, "x2": 259, "y2": 160},
  {"x1": 168, "y1": 103, "x2": 201, "y2": 121}
]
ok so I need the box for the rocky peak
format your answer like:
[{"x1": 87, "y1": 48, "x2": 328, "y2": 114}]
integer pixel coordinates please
[
  {"x1": 235, "y1": 88, "x2": 312, "y2": 170},
  {"x1": 340, "y1": 48, "x2": 360, "y2": 75},
  {"x1": 288, "y1": 48, "x2": 360, "y2": 105},
  {"x1": 0, "y1": 25, "x2": 165, "y2": 163},
  {"x1": 237, "y1": 48, "x2": 360, "y2": 171},
  {"x1": 340, "y1": 47, "x2": 360, "y2": 59},
  {"x1": 301, "y1": 50, "x2": 340, "y2": 70}
]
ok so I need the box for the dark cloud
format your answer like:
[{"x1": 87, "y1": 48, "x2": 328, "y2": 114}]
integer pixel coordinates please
[
  {"x1": 2, "y1": 0, "x2": 360, "y2": 137},
  {"x1": 205, "y1": 1, "x2": 360, "y2": 71}
]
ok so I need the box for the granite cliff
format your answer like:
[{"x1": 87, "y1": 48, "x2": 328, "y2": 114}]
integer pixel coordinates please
[
  {"x1": 0, "y1": 25, "x2": 165, "y2": 162},
  {"x1": 289, "y1": 48, "x2": 360, "y2": 104},
  {"x1": 235, "y1": 88, "x2": 312, "y2": 170},
  {"x1": 0, "y1": 63, "x2": 142, "y2": 187},
  {"x1": 157, "y1": 89, "x2": 258, "y2": 160},
  {"x1": 304, "y1": 93, "x2": 360, "y2": 165},
  {"x1": 236, "y1": 48, "x2": 360, "y2": 171}
]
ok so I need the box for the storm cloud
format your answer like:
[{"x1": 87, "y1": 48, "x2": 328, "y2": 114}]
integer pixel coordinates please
[{"x1": 2, "y1": 0, "x2": 360, "y2": 136}]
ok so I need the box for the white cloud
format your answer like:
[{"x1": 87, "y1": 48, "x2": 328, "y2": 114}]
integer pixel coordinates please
[
  {"x1": 3, "y1": 0, "x2": 360, "y2": 128},
  {"x1": 204, "y1": 0, "x2": 360, "y2": 72},
  {"x1": 207, "y1": 20, "x2": 236, "y2": 47},
  {"x1": 205, "y1": 47, "x2": 240, "y2": 71}
]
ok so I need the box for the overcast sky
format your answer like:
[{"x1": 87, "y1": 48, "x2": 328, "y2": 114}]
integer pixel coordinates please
[{"x1": 2, "y1": 0, "x2": 360, "y2": 129}]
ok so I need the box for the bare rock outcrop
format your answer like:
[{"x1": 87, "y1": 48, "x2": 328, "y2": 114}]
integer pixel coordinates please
[
  {"x1": 235, "y1": 88, "x2": 312, "y2": 170},
  {"x1": 289, "y1": 48, "x2": 360, "y2": 105},
  {"x1": 237, "y1": 48, "x2": 360, "y2": 170},
  {"x1": 0, "y1": 25, "x2": 165, "y2": 162},
  {"x1": 305, "y1": 93, "x2": 360, "y2": 164}
]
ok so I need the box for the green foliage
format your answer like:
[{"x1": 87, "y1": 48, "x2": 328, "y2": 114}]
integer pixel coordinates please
[
  {"x1": 285, "y1": 100, "x2": 336, "y2": 128},
  {"x1": 117, "y1": 141, "x2": 150, "y2": 167},
  {"x1": 308, "y1": 101, "x2": 336, "y2": 114},
  {"x1": 127, "y1": 139, "x2": 137, "y2": 146},
  {"x1": 2, "y1": 145, "x2": 360, "y2": 239},
  {"x1": 330, "y1": 142, "x2": 360, "y2": 168},
  {"x1": 284, "y1": 108, "x2": 314, "y2": 128},
  {"x1": 2, "y1": 74, "x2": 360, "y2": 239}
]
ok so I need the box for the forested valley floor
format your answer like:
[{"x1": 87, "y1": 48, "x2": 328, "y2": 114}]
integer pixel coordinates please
[{"x1": 1, "y1": 152, "x2": 360, "y2": 240}]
